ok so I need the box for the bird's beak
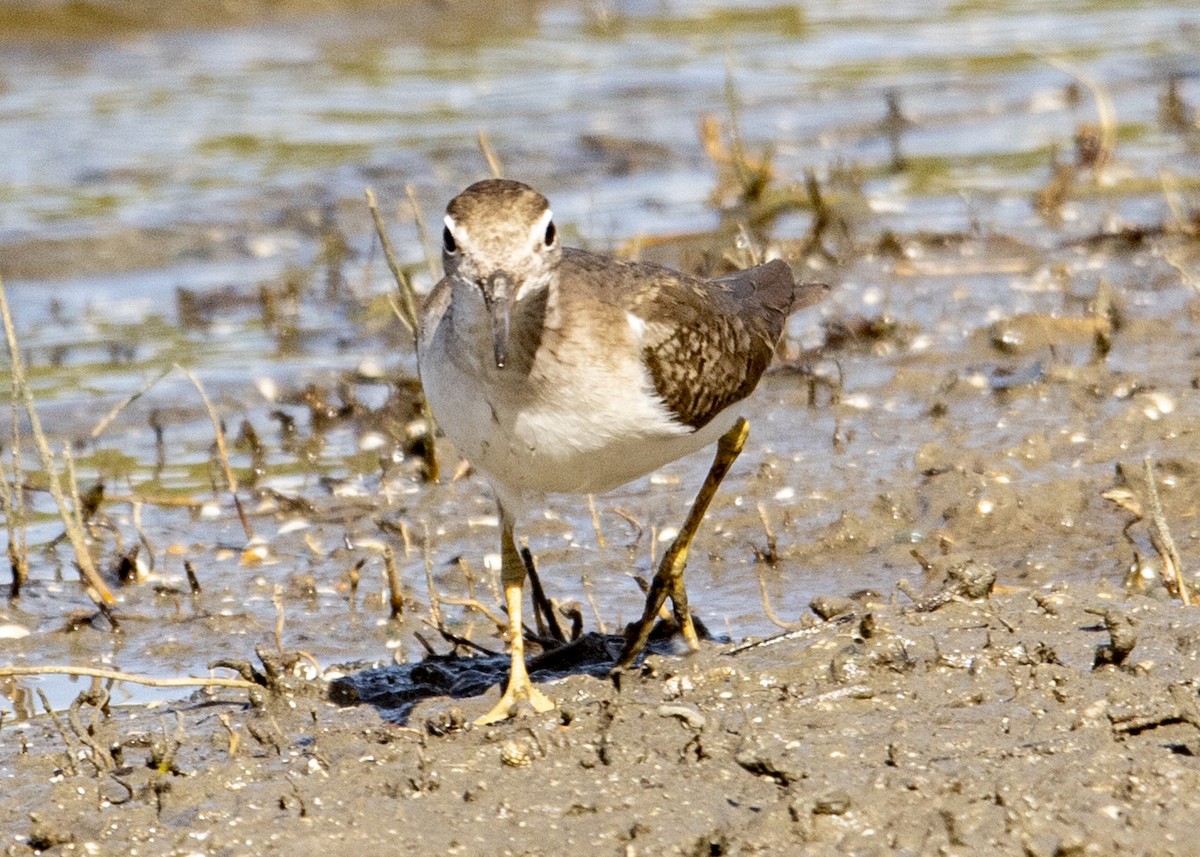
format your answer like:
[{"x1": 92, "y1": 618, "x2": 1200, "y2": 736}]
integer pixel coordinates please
[{"x1": 481, "y1": 272, "x2": 516, "y2": 369}]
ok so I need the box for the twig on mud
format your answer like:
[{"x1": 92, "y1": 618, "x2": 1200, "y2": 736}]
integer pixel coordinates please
[
  {"x1": 439, "y1": 596, "x2": 508, "y2": 631},
  {"x1": 383, "y1": 544, "x2": 405, "y2": 619},
  {"x1": 0, "y1": 272, "x2": 115, "y2": 611},
  {"x1": 68, "y1": 687, "x2": 115, "y2": 772},
  {"x1": 218, "y1": 712, "x2": 241, "y2": 756},
  {"x1": 132, "y1": 501, "x2": 155, "y2": 573},
  {"x1": 587, "y1": 494, "x2": 606, "y2": 549},
  {"x1": 477, "y1": 129, "x2": 503, "y2": 178},
  {"x1": 90, "y1": 366, "x2": 173, "y2": 439},
  {"x1": 725, "y1": 611, "x2": 858, "y2": 656},
  {"x1": 421, "y1": 618, "x2": 500, "y2": 657},
  {"x1": 5, "y1": 353, "x2": 30, "y2": 594},
  {"x1": 183, "y1": 560, "x2": 202, "y2": 595},
  {"x1": 0, "y1": 451, "x2": 28, "y2": 598},
  {"x1": 0, "y1": 665, "x2": 259, "y2": 690},
  {"x1": 272, "y1": 584, "x2": 286, "y2": 654},
  {"x1": 179, "y1": 366, "x2": 254, "y2": 542},
  {"x1": 791, "y1": 684, "x2": 873, "y2": 707},
  {"x1": 412, "y1": 631, "x2": 437, "y2": 656},
  {"x1": 456, "y1": 555, "x2": 478, "y2": 601},
  {"x1": 422, "y1": 521, "x2": 444, "y2": 631},
  {"x1": 378, "y1": 517, "x2": 414, "y2": 558},
  {"x1": 37, "y1": 689, "x2": 79, "y2": 776},
  {"x1": 753, "y1": 502, "x2": 779, "y2": 565},
  {"x1": 581, "y1": 573, "x2": 607, "y2": 634},
  {"x1": 521, "y1": 547, "x2": 566, "y2": 643},
  {"x1": 611, "y1": 506, "x2": 644, "y2": 546},
  {"x1": 59, "y1": 443, "x2": 90, "y2": 541},
  {"x1": 755, "y1": 565, "x2": 805, "y2": 630},
  {"x1": 1143, "y1": 457, "x2": 1190, "y2": 606}
]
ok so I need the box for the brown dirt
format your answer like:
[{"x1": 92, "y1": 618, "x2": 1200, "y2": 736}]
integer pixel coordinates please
[{"x1": 3, "y1": 581, "x2": 1200, "y2": 856}]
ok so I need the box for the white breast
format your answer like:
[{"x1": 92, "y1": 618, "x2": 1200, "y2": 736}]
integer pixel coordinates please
[{"x1": 419, "y1": 285, "x2": 732, "y2": 503}]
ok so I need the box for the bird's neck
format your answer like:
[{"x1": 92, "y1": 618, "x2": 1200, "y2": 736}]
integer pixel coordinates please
[{"x1": 448, "y1": 275, "x2": 557, "y2": 376}]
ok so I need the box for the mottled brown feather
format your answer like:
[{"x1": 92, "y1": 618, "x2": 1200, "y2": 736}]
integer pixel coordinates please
[{"x1": 559, "y1": 249, "x2": 798, "y2": 430}]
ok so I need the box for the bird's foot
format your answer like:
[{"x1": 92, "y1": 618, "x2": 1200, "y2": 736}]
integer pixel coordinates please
[
  {"x1": 612, "y1": 593, "x2": 702, "y2": 675},
  {"x1": 475, "y1": 678, "x2": 555, "y2": 725}
]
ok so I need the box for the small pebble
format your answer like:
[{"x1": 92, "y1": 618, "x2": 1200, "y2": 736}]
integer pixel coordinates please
[
  {"x1": 657, "y1": 704, "x2": 706, "y2": 730},
  {"x1": 813, "y1": 791, "x2": 851, "y2": 815},
  {"x1": 500, "y1": 739, "x2": 532, "y2": 768}
]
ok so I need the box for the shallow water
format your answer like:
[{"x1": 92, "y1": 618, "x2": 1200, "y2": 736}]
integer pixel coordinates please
[{"x1": 1, "y1": 0, "x2": 1199, "y2": 711}]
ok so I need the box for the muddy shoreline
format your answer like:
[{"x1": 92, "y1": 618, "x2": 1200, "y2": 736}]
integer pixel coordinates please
[{"x1": 3, "y1": 581, "x2": 1200, "y2": 855}]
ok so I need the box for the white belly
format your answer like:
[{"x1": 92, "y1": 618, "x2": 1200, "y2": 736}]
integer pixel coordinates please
[{"x1": 420, "y1": 323, "x2": 730, "y2": 500}]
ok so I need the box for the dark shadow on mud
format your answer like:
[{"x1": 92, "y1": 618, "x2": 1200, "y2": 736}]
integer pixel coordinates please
[{"x1": 329, "y1": 626, "x2": 726, "y2": 724}]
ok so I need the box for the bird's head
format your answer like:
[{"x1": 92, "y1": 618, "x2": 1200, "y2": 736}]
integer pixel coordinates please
[{"x1": 442, "y1": 179, "x2": 561, "y2": 369}]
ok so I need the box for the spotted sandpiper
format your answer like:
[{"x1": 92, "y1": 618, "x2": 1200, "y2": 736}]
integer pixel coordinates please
[{"x1": 418, "y1": 179, "x2": 823, "y2": 724}]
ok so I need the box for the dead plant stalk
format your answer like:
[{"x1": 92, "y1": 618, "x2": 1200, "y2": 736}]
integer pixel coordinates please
[
  {"x1": 179, "y1": 366, "x2": 254, "y2": 541},
  {"x1": 0, "y1": 273, "x2": 115, "y2": 608}
]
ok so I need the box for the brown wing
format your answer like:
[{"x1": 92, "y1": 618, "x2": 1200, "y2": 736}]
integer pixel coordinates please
[{"x1": 561, "y1": 251, "x2": 797, "y2": 430}]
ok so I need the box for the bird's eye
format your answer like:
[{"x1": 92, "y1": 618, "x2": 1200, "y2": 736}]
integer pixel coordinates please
[
  {"x1": 544, "y1": 220, "x2": 557, "y2": 247},
  {"x1": 443, "y1": 226, "x2": 457, "y2": 253}
]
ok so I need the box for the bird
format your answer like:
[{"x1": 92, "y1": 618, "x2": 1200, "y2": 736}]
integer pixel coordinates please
[{"x1": 418, "y1": 178, "x2": 823, "y2": 724}]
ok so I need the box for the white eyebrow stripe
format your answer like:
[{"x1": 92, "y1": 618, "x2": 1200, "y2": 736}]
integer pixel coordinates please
[
  {"x1": 444, "y1": 214, "x2": 468, "y2": 243},
  {"x1": 529, "y1": 208, "x2": 554, "y2": 243}
]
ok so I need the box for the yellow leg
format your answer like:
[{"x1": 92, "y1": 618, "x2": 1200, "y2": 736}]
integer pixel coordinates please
[
  {"x1": 615, "y1": 417, "x2": 750, "y2": 671},
  {"x1": 475, "y1": 514, "x2": 555, "y2": 725}
]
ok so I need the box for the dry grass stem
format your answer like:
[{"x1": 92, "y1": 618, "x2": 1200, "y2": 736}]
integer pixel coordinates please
[
  {"x1": 581, "y1": 574, "x2": 607, "y2": 634},
  {"x1": 0, "y1": 664, "x2": 259, "y2": 690},
  {"x1": 0, "y1": 272, "x2": 115, "y2": 608},
  {"x1": 366, "y1": 187, "x2": 440, "y2": 482},
  {"x1": 1142, "y1": 457, "x2": 1190, "y2": 605},
  {"x1": 1044, "y1": 55, "x2": 1116, "y2": 181},
  {"x1": 90, "y1": 366, "x2": 172, "y2": 439},
  {"x1": 439, "y1": 596, "x2": 508, "y2": 630},
  {"x1": 364, "y1": 186, "x2": 419, "y2": 336},
  {"x1": 755, "y1": 565, "x2": 804, "y2": 630},
  {"x1": 422, "y1": 521, "x2": 444, "y2": 631},
  {"x1": 60, "y1": 443, "x2": 89, "y2": 542},
  {"x1": 180, "y1": 366, "x2": 254, "y2": 542},
  {"x1": 272, "y1": 584, "x2": 286, "y2": 654},
  {"x1": 5, "y1": 370, "x2": 29, "y2": 594},
  {"x1": 422, "y1": 618, "x2": 499, "y2": 657},
  {"x1": 218, "y1": 712, "x2": 241, "y2": 756},
  {"x1": 457, "y1": 556, "x2": 478, "y2": 601},
  {"x1": 37, "y1": 688, "x2": 79, "y2": 775},
  {"x1": 184, "y1": 560, "x2": 202, "y2": 594},
  {"x1": 132, "y1": 500, "x2": 155, "y2": 572},
  {"x1": 587, "y1": 493, "x2": 606, "y2": 549},
  {"x1": 0, "y1": 453, "x2": 28, "y2": 598},
  {"x1": 477, "y1": 129, "x2": 503, "y2": 178},
  {"x1": 406, "y1": 183, "x2": 439, "y2": 286},
  {"x1": 755, "y1": 502, "x2": 778, "y2": 565},
  {"x1": 383, "y1": 544, "x2": 404, "y2": 619}
]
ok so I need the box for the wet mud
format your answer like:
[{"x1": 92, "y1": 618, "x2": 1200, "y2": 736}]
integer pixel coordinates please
[
  {"x1": 4, "y1": 585, "x2": 1200, "y2": 855},
  {"x1": 4, "y1": 2, "x2": 1200, "y2": 855}
]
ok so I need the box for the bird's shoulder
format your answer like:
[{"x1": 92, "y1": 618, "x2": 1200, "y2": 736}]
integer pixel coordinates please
[
  {"x1": 558, "y1": 249, "x2": 792, "y2": 430},
  {"x1": 419, "y1": 277, "x2": 453, "y2": 344}
]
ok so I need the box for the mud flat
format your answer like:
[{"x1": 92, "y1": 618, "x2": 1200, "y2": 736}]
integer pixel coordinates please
[{"x1": 1, "y1": 578, "x2": 1198, "y2": 856}]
